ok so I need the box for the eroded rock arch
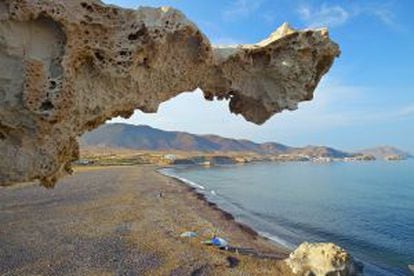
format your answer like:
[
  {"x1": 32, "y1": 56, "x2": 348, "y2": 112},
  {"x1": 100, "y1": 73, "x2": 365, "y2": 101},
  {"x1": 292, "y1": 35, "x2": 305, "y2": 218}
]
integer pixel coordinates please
[{"x1": 0, "y1": 0, "x2": 340, "y2": 187}]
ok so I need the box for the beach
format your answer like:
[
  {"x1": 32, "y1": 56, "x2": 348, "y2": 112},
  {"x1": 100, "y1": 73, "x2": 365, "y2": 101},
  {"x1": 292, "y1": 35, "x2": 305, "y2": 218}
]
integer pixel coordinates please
[{"x1": 0, "y1": 165, "x2": 291, "y2": 275}]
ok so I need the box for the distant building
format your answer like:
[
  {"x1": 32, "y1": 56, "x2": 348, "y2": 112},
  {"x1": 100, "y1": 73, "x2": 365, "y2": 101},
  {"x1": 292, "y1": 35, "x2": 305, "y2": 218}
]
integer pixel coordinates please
[
  {"x1": 163, "y1": 154, "x2": 177, "y2": 161},
  {"x1": 313, "y1": 157, "x2": 333, "y2": 163}
]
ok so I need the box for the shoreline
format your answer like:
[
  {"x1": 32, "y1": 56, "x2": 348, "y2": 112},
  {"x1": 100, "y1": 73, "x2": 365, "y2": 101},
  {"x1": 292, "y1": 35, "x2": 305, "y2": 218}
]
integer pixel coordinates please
[
  {"x1": 1, "y1": 165, "x2": 293, "y2": 275},
  {"x1": 157, "y1": 166, "x2": 293, "y2": 254},
  {"x1": 156, "y1": 163, "x2": 412, "y2": 275}
]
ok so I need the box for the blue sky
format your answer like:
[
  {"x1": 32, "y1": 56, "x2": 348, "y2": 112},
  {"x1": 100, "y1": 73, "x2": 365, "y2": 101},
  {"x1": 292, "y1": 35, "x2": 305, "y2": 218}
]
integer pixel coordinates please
[{"x1": 104, "y1": 0, "x2": 414, "y2": 152}]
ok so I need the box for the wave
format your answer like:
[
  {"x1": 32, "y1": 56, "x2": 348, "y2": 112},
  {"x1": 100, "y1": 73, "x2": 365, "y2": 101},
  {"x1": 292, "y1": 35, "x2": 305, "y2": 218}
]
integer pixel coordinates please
[
  {"x1": 158, "y1": 168, "x2": 206, "y2": 190},
  {"x1": 258, "y1": 231, "x2": 296, "y2": 249},
  {"x1": 160, "y1": 169, "x2": 296, "y2": 251}
]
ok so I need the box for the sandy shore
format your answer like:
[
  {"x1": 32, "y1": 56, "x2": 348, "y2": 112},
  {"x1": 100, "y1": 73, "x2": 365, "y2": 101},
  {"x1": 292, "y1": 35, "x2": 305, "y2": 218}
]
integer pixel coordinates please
[{"x1": 0, "y1": 165, "x2": 293, "y2": 275}]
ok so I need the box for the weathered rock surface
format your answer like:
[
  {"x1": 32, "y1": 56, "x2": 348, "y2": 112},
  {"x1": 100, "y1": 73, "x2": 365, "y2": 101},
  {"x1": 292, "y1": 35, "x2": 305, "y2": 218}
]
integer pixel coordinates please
[
  {"x1": 286, "y1": 242, "x2": 363, "y2": 275},
  {"x1": 0, "y1": 0, "x2": 339, "y2": 187}
]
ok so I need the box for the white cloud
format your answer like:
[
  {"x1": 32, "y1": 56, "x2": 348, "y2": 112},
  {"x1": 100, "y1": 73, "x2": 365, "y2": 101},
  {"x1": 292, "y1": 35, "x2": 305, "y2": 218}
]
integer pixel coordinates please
[
  {"x1": 359, "y1": 4, "x2": 403, "y2": 31},
  {"x1": 397, "y1": 103, "x2": 414, "y2": 117},
  {"x1": 275, "y1": 83, "x2": 413, "y2": 128},
  {"x1": 297, "y1": 2, "x2": 401, "y2": 30},
  {"x1": 222, "y1": 0, "x2": 263, "y2": 20},
  {"x1": 371, "y1": 8, "x2": 395, "y2": 26},
  {"x1": 298, "y1": 4, "x2": 350, "y2": 28}
]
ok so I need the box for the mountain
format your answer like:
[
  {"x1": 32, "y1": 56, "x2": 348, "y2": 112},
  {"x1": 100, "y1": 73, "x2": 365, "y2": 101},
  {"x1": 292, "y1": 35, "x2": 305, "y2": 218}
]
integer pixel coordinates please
[
  {"x1": 82, "y1": 123, "x2": 402, "y2": 160},
  {"x1": 80, "y1": 123, "x2": 289, "y2": 154},
  {"x1": 359, "y1": 146, "x2": 412, "y2": 160}
]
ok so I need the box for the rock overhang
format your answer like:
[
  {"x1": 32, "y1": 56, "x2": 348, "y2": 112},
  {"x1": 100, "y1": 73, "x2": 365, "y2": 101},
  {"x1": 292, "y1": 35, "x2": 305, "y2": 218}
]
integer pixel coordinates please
[{"x1": 0, "y1": 0, "x2": 340, "y2": 187}]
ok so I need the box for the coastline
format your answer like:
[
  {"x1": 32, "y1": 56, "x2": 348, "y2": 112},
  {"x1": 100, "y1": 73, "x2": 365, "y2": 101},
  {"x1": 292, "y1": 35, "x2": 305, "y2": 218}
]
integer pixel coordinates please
[
  {"x1": 157, "y1": 166, "x2": 293, "y2": 253},
  {"x1": 0, "y1": 165, "x2": 293, "y2": 275},
  {"x1": 157, "y1": 162, "x2": 414, "y2": 276}
]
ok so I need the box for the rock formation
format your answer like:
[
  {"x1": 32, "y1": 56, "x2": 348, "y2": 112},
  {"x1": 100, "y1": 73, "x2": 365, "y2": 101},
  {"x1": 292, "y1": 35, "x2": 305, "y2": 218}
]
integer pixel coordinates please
[
  {"x1": 286, "y1": 242, "x2": 363, "y2": 275},
  {"x1": 0, "y1": 0, "x2": 340, "y2": 187}
]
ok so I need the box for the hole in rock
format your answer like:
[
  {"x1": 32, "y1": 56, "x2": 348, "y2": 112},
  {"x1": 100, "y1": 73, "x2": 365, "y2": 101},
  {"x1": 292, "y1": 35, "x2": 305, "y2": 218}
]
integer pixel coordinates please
[
  {"x1": 94, "y1": 51, "x2": 104, "y2": 61},
  {"x1": 128, "y1": 26, "x2": 147, "y2": 41},
  {"x1": 49, "y1": 80, "x2": 57, "y2": 90},
  {"x1": 40, "y1": 100, "x2": 54, "y2": 111}
]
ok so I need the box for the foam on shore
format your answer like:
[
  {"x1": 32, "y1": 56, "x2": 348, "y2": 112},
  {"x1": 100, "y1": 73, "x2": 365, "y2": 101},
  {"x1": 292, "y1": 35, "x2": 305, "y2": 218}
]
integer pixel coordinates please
[
  {"x1": 158, "y1": 168, "x2": 206, "y2": 190},
  {"x1": 258, "y1": 231, "x2": 296, "y2": 250}
]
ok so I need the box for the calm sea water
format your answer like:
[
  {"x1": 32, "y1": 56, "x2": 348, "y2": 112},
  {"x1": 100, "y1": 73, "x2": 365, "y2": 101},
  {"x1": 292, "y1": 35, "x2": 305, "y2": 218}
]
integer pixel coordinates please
[{"x1": 160, "y1": 161, "x2": 414, "y2": 275}]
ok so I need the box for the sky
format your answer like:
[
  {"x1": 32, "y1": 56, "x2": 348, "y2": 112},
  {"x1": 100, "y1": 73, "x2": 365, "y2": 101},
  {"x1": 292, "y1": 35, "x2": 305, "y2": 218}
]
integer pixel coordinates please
[{"x1": 103, "y1": 0, "x2": 414, "y2": 152}]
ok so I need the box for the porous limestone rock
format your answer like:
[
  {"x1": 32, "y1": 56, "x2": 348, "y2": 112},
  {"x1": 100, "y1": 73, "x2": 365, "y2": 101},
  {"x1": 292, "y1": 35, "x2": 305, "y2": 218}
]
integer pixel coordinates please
[
  {"x1": 0, "y1": 0, "x2": 340, "y2": 187},
  {"x1": 286, "y1": 242, "x2": 363, "y2": 276}
]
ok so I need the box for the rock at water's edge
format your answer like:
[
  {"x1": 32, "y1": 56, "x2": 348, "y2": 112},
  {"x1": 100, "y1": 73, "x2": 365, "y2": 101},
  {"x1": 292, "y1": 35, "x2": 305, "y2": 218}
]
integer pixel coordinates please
[{"x1": 286, "y1": 242, "x2": 363, "y2": 276}]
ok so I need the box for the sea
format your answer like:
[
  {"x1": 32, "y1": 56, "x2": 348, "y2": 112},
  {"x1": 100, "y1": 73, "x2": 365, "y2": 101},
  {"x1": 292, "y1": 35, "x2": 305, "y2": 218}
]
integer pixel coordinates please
[{"x1": 160, "y1": 160, "x2": 414, "y2": 275}]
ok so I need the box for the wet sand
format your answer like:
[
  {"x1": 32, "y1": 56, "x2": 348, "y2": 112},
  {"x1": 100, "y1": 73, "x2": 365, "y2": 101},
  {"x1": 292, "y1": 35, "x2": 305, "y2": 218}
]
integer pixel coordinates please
[{"x1": 0, "y1": 165, "x2": 292, "y2": 275}]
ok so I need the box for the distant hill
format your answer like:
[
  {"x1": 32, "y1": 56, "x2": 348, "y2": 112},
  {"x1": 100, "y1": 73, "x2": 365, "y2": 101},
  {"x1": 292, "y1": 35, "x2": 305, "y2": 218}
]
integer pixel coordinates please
[
  {"x1": 80, "y1": 123, "x2": 289, "y2": 154},
  {"x1": 287, "y1": 146, "x2": 352, "y2": 159},
  {"x1": 81, "y1": 124, "x2": 411, "y2": 160},
  {"x1": 359, "y1": 146, "x2": 412, "y2": 159},
  {"x1": 80, "y1": 123, "x2": 352, "y2": 157}
]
